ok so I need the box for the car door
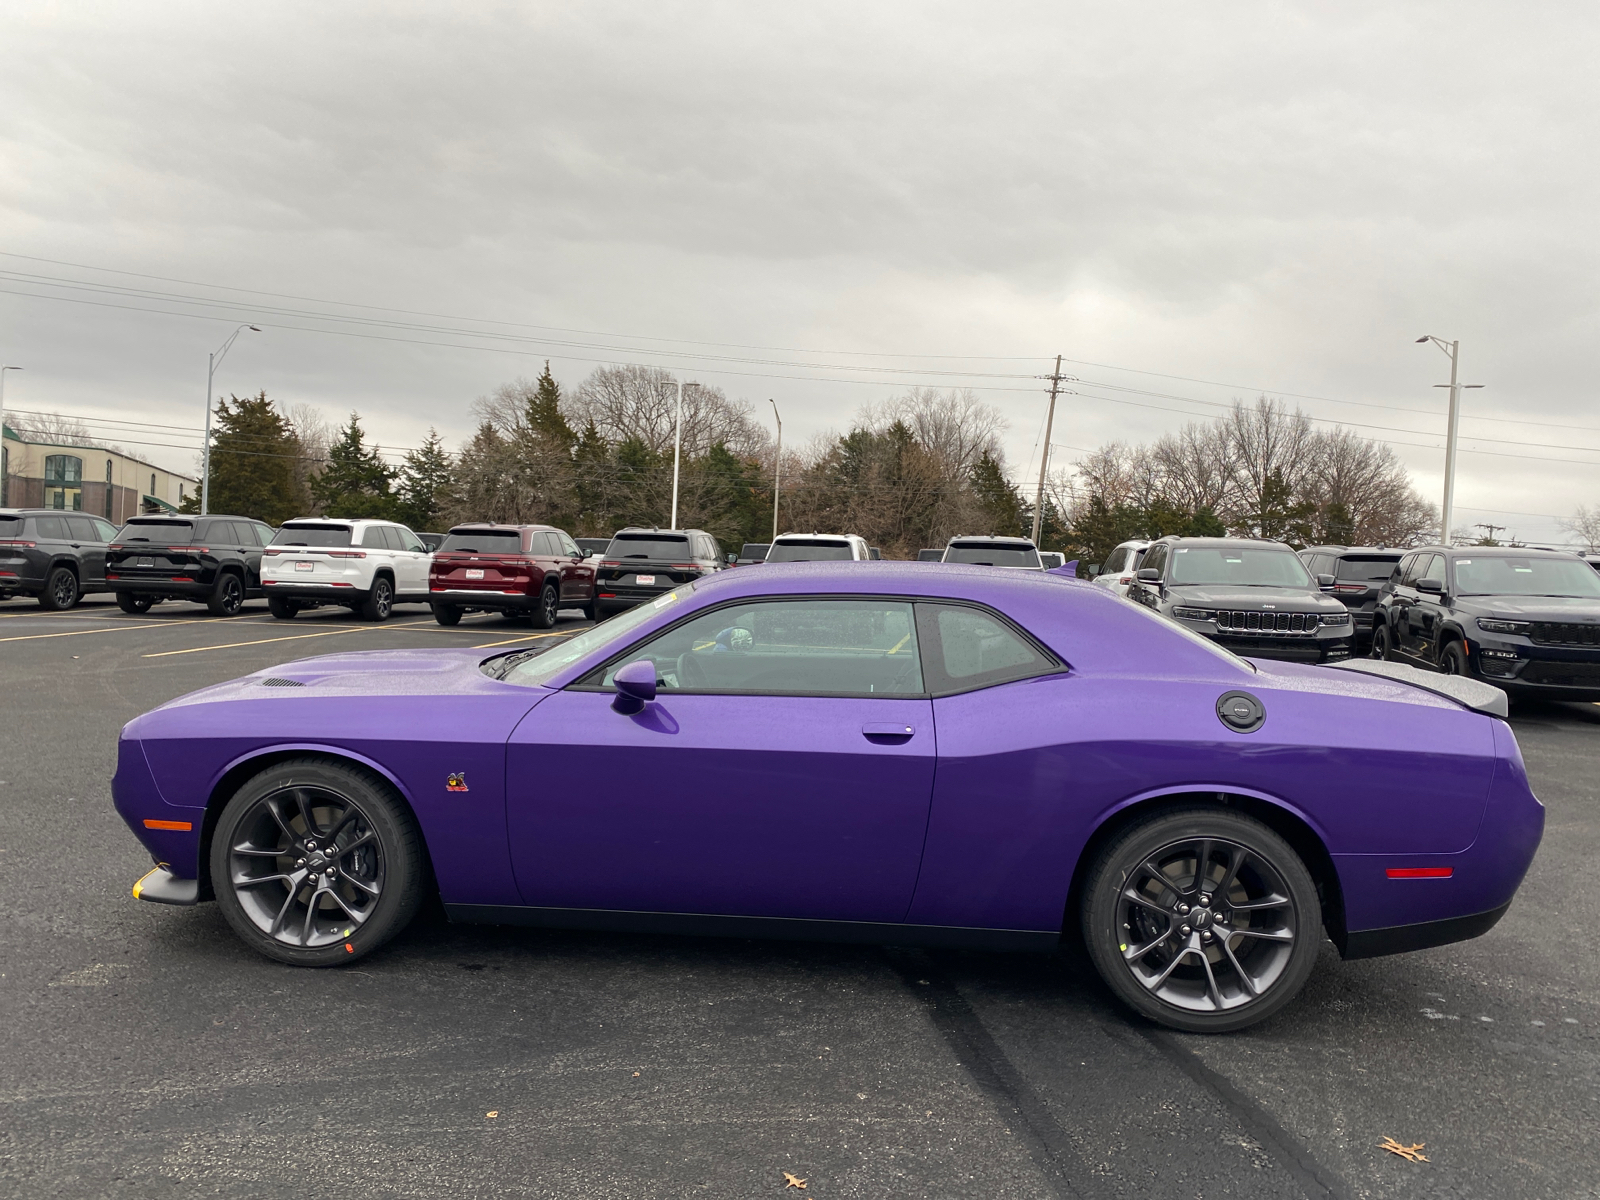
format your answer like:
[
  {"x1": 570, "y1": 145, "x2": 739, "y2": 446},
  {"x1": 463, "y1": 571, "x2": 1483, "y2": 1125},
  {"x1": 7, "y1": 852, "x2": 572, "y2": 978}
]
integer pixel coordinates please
[
  {"x1": 505, "y1": 596, "x2": 935, "y2": 922},
  {"x1": 553, "y1": 529, "x2": 593, "y2": 600},
  {"x1": 66, "y1": 515, "x2": 107, "y2": 588},
  {"x1": 1395, "y1": 553, "x2": 1434, "y2": 658},
  {"x1": 392, "y1": 525, "x2": 429, "y2": 596},
  {"x1": 1412, "y1": 553, "x2": 1449, "y2": 659}
]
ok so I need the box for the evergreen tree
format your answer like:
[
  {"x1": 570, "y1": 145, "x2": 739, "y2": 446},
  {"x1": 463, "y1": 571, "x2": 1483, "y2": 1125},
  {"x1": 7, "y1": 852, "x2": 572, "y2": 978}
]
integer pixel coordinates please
[
  {"x1": 1185, "y1": 505, "x2": 1228, "y2": 538},
  {"x1": 199, "y1": 391, "x2": 307, "y2": 524},
  {"x1": 310, "y1": 413, "x2": 396, "y2": 519},
  {"x1": 1255, "y1": 468, "x2": 1317, "y2": 546},
  {"x1": 394, "y1": 428, "x2": 454, "y2": 531},
  {"x1": 525, "y1": 361, "x2": 576, "y2": 450},
  {"x1": 970, "y1": 453, "x2": 1025, "y2": 537}
]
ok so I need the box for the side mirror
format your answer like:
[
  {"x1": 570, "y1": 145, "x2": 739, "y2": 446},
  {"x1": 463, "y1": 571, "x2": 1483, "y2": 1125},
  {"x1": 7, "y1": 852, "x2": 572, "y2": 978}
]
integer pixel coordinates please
[
  {"x1": 611, "y1": 659, "x2": 658, "y2": 715},
  {"x1": 1135, "y1": 568, "x2": 1161, "y2": 583},
  {"x1": 1086, "y1": 563, "x2": 1102, "y2": 577},
  {"x1": 727, "y1": 552, "x2": 738, "y2": 564},
  {"x1": 1417, "y1": 578, "x2": 1445, "y2": 595},
  {"x1": 1317, "y1": 573, "x2": 1335, "y2": 589}
]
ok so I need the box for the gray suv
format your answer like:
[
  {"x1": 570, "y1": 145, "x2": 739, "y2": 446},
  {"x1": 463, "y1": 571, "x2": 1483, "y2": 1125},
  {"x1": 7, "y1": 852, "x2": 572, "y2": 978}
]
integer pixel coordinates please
[
  {"x1": 1127, "y1": 536, "x2": 1353, "y2": 662},
  {"x1": 0, "y1": 509, "x2": 120, "y2": 609}
]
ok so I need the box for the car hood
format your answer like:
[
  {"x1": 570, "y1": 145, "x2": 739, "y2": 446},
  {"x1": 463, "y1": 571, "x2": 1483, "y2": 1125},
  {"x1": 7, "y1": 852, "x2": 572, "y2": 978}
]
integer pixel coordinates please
[
  {"x1": 152, "y1": 647, "x2": 518, "y2": 710},
  {"x1": 1165, "y1": 585, "x2": 1342, "y2": 611},
  {"x1": 1454, "y1": 595, "x2": 1600, "y2": 620}
]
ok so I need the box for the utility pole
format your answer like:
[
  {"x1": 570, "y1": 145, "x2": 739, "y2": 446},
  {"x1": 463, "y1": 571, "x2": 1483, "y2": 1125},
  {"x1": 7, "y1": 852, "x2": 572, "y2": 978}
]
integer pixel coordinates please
[
  {"x1": 202, "y1": 325, "x2": 259, "y2": 515},
  {"x1": 0, "y1": 365, "x2": 21, "y2": 507},
  {"x1": 769, "y1": 398, "x2": 782, "y2": 541},
  {"x1": 1474, "y1": 522, "x2": 1506, "y2": 545},
  {"x1": 1031, "y1": 355, "x2": 1066, "y2": 547},
  {"x1": 1416, "y1": 336, "x2": 1483, "y2": 546},
  {"x1": 669, "y1": 379, "x2": 685, "y2": 529}
]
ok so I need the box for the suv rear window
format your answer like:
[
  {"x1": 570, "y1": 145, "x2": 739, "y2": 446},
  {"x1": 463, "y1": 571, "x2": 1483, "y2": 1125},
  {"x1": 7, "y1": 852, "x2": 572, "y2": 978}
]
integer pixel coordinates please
[
  {"x1": 766, "y1": 539, "x2": 853, "y2": 562},
  {"x1": 607, "y1": 534, "x2": 690, "y2": 560},
  {"x1": 272, "y1": 524, "x2": 354, "y2": 548},
  {"x1": 943, "y1": 542, "x2": 1041, "y2": 568},
  {"x1": 0, "y1": 516, "x2": 22, "y2": 537},
  {"x1": 1336, "y1": 555, "x2": 1401, "y2": 583},
  {"x1": 439, "y1": 529, "x2": 525, "y2": 553},
  {"x1": 118, "y1": 519, "x2": 195, "y2": 542}
]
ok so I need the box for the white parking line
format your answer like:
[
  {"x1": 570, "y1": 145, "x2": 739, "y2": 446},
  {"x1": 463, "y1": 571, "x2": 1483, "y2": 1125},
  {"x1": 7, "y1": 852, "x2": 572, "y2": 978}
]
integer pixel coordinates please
[
  {"x1": 142, "y1": 619, "x2": 433, "y2": 658},
  {"x1": 0, "y1": 620, "x2": 187, "y2": 643}
]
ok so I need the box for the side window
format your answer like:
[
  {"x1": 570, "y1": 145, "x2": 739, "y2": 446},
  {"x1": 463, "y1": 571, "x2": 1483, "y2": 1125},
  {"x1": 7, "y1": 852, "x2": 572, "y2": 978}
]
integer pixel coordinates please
[
  {"x1": 36, "y1": 515, "x2": 68, "y2": 540},
  {"x1": 1417, "y1": 554, "x2": 1446, "y2": 589},
  {"x1": 1142, "y1": 544, "x2": 1167, "y2": 577},
  {"x1": 66, "y1": 515, "x2": 99, "y2": 541},
  {"x1": 91, "y1": 518, "x2": 118, "y2": 542},
  {"x1": 359, "y1": 526, "x2": 386, "y2": 550},
  {"x1": 582, "y1": 599, "x2": 923, "y2": 696},
  {"x1": 556, "y1": 531, "x2": 581, "y2": 557},
  {"x1": 398, "y1": 527, "x2": 426, "y2": 553},
  {"x1": 1396, "y1": 554, "x2": 1417, "y2": 585},
  {"x1": 915, "y1": 603, "x2": 1060, "y2": 695},
  {"x1": 252, "y1": 524, "x2": 275, "y2": 546},
  {"x1": 1103, "y1": 547, "x2": 1126, "y2": 574}
]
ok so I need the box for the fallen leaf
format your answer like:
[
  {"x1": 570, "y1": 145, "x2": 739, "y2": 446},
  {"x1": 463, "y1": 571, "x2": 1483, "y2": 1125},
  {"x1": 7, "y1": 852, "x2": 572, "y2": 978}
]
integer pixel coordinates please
[
  {"x1": 486, "y1": 1111, "x2": 498, "y2": 1119},
  {"x1": 633, "y1": 1071, "x2": 640, "y2": 1077},
  {"x1": 1379, "y1": 1137, "x2": 1428, "y2": 1162},
  {"x1": 783, "y1": 1171, "x2": 808, "y2": 1189}
]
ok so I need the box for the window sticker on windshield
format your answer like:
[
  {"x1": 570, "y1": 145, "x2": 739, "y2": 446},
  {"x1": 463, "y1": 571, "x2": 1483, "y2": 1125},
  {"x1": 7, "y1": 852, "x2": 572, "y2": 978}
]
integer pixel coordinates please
[
  {"x1": 1176, "y1": 548, "x2": 1188, "y2": 553},
  {"x1": 653, "y1": 591, "x2": 678, "y2": 608}
]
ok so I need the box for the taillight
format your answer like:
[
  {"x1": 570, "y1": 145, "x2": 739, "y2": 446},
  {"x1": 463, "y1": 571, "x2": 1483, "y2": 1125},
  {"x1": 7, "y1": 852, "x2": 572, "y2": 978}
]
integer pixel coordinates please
[
  {"x1": 1119, "y1": 575, "x2": 1132, "y2": 584},
  {"x1": 167, "y1": 545, "x2": 210, "y2": 554},
  {"x1": 671, "y1": 563, "x2": 696, "y2": 570},
  {"x1": 601, "y1": 559, "x2": 621, "y2": 567},
  {"x1": 326, "y1": 550, "x2": 367, "y2": 559},
  {"x1": 0, "y1": 539, "x2": 36, "y2": 548},
  {"x1": 263, "y1": 548, "x2": 283, "y2": 556},
  {"x1": 1332, "y1": 583, "x2": 1367, "y2": 594}
]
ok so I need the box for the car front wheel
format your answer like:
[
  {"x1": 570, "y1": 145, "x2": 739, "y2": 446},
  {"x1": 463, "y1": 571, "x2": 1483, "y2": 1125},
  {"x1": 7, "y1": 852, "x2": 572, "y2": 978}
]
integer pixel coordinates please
[
  {"x1": 1081, "y1": 807, "x2": 1322, "y2": 1033},
  {"x1": 210, "y1": 758, "x2": 425, "y2": 966},
  {"x1": 1440, "y1": 640, "x2": 1472, "y2": 677},
  {"x1": 116, "y1": 592, "x2": 154, "y2": 615},
  {"x1": 1370, "y1": 623, "x2": 1393, "y2": 660},
  {"x1": 433, "y1": 602, "x2": 461, "y2": 626},
  {"x1": 267, "y1": 595, "x2": 301, "y2": 619}
]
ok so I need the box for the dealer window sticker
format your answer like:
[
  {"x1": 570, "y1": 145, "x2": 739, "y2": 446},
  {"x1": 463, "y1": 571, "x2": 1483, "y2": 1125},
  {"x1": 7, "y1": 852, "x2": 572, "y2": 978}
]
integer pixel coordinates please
[{"x1": 653, "y1": 591, "x2": 679, "y2": 609}]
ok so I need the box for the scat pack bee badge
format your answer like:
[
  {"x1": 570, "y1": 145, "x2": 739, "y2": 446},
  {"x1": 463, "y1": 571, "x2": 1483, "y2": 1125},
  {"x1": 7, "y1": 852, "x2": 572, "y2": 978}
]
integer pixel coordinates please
[{"x1": 446, "y1": 771, "x2": 469, "y2": 794}]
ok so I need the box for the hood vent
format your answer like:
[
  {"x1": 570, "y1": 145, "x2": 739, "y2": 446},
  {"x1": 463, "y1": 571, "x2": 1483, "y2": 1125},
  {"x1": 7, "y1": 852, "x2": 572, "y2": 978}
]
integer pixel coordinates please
[{"x1": 261, "y1": 677, "x2": 307, "y2": 688}]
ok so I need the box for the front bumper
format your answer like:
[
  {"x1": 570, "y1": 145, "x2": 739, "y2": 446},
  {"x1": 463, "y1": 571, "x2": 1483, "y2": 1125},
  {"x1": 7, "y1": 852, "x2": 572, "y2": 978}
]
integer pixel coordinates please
[
  {"x1": 1200, "y1": 629, "x2": 1353, "y2": 662},
  {"x1": 1469, "y1": 635, "x2": 1600, "y2": 700}
]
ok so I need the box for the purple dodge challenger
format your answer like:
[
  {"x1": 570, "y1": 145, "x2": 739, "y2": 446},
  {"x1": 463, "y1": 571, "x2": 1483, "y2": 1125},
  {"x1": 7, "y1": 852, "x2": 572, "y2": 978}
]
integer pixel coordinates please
[{"x1": 115, "y1": 563, "x2": 1543, "y2": 1032}]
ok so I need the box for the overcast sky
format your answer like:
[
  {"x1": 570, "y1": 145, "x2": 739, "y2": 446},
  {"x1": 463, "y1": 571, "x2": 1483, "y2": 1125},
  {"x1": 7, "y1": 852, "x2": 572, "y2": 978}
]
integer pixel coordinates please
[{"x1": 2, "y1": 2, "x2": 1597, "y2": 543}]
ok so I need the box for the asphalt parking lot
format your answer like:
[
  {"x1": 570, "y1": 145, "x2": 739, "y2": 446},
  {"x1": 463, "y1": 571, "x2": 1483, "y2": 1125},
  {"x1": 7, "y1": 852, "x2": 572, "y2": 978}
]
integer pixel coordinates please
[{"x1": 1, "y1": 595, "x2": 1596, "y2": 1200}]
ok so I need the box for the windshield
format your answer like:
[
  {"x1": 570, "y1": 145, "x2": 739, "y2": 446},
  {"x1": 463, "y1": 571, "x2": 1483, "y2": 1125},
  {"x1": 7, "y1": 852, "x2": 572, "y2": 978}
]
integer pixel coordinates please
[
  {"x1": 1454, "y1": 556, "x2": 1600, "y2": 598},
  {"x1": 1169, "y1": 546, "x2": 1312, "y2": 587},
  {"x1": 496, "y1": 592, "x2": 683, "y2": 687},
  {"x1": 1336, "y1": 556, "x2": 1400, "y2": 583},
  {"x1": 943, "y1": 543, "x2": 1041, "y2": 568},
  {"x1": 767, "y1": 539, "x2": 853, "y2": 562},
  {"x1": 606, "y1": 534, "x2": 689, "y2": 560},
  {"x1": 273, "y1": 524, "x2": 353, "y2": 548},
  {"x1": 118, "y1": 519, "x2": 194, "y2": 542},
  {"x1": 439, "y1": 529, "x2": 523, "y2": 554}
]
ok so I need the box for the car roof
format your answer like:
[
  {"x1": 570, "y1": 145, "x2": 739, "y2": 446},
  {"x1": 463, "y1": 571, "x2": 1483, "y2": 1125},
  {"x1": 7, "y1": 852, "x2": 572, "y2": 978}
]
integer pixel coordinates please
[
  {"x1": 447, "y1": 522, "x2": 557, "y2": 532},
  {"x1": 1156, "y1": 536, "x2": 1294, "y2": 550},
  {"x1": 1436, "y1": 545, "x2": 1583, "y2": 558},
  {"x1": 948, "y1": 534, "x2": 1035, "y2": 545},
  {"x1": 281, "y1": 517, "x2": 395, "y2": 527}
]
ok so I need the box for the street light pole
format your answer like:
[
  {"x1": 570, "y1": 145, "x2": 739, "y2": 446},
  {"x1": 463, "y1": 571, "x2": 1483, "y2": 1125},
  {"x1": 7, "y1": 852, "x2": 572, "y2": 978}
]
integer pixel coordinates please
[
  {"x1": 769, "y1": 398, "x2": 782, "y2": 541},
  {"x1": 669, "y1": 379, "x2": 685, "y2": 530},
  {"x1": 202, "y1": 325, "x2": 260, "y2": 515},
  {"x1": 0, "y1": 365, "x2": 22, "y2": 507},
  {"x1": 1416, "y1": 335, "x2": 1484, "y2": 546}
]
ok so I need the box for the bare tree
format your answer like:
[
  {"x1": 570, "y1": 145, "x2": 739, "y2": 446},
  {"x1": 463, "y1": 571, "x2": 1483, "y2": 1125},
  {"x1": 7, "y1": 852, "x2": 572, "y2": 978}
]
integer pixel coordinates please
[
  {"x1": 566, "y1": 366, "x2": 767, "y2": 458},
  {"x1": 872, "y1": 387, "x2": 1007, "y2": 477},
  {"x1": 1560, "y1": 504, "x2": 1600, "y2": 551},
  {"x1": 7, "y1": 411, "x2": 100, "y2": 446}
]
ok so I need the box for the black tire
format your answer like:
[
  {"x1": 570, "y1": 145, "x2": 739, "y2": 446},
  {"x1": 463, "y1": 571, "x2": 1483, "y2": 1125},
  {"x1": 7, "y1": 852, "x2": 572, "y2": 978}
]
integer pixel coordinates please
[
  {"x1": 116, "y1": 591, "x2": 154, "y2": 615},
  {"x1": 360, "y1": 575, "x2": 394, "y2": 622},
  {"x1": 1081, "y1": 806, "x2": 1322, "y2": 1033},
  {"x1": 433, "y1": 602, "x2": 461, "y2": 626},
  {"x1": 39, "y1": 566, "x2": 80, "y2": 611},
  {"x1": 578, "y1": 594, "x2": 598, "y2": 622},
  {"x1": 1370, "y1": 623, "x2": 1394, "y2": 661},
  {"x1": 209, "y1": 757, "x2": 425, "y2": 967},
  {"x1": 206, "y1": 571, "x2": 245, "y2": 617},
  {"x1": 267, "y1": 594, "x2": 301, "y2": 620},
  {"x1": 1440, "y1": 640, "x2": 1471, "y2": 677},
  {"x1": 530, "y1": 581, "x2": 559, "y2": 629}
]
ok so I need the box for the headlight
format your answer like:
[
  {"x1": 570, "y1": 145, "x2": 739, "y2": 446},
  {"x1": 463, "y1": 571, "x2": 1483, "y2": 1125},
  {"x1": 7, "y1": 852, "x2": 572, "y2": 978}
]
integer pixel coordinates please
[
  {"x1": 1171, "y1": 606, "x2": 1213, "y2": 621},
  {"x1": 1320, "y1": 611, "x2": 1351, "y2": 627},
  {"x1": 1476, "y1": 618, "x2": 1530, "y2": 635}
]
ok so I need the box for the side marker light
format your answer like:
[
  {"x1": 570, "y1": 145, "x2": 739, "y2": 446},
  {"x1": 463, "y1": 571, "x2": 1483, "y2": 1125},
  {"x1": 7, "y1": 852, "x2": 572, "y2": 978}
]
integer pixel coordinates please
[
  {"x1": 1386, "y1": 867, "x2": 1452, "y2": 879},
  {"x1": 143, "y1": 819, "x2": 193, "y2": 831}
]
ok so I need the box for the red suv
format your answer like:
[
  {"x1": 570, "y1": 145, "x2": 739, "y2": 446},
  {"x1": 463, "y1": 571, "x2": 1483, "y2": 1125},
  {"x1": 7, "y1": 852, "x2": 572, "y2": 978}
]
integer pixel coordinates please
[{"x1": 429, "y1": 523, "x2": 597, "y2": 627}]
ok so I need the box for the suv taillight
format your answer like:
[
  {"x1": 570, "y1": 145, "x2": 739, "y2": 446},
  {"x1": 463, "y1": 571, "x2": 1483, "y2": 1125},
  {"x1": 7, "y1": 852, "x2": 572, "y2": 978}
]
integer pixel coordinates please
[
  {"x1": 0, "y1": 539, "x2": 36, "y2": 549},
  {"x1": 671, "y1": 563, "x2": 696, "y2": 570},
  {"x1": 600, "y1": 559, "x2": 621, "y2": 567},
  {"x1": 326, "y1": 551, "x2": 367, "y2": 559},
  {"x1": 1331, "y1": 583, "x2": 1367, "y2": 594},
  {"x1": 167, "y1": 545, "x2": 210, "y2": 554}
]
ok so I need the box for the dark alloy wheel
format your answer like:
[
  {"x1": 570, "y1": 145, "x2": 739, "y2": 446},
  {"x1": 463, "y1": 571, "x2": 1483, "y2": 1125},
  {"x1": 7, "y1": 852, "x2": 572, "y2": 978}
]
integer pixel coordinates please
[
  {"x1": 210, "y1": 759, "x2": 423, "y2": 966},
  {"x1": 361, "y1": 576, "x2": 394, "y2": 621},
  {"x1": 530, "y1": 581, "x2": 559, "y2": 629},
  {"x1": 39, "y1": 566, "x2": 80, "y2": 611},
  {"x1": 1440, "y1": 640, "x2": 1471, "y2": 677},
  {"x1": 267, "y1": 594, "x2": 300, "y2": 620},
  {"x1": 1082, "y1": 807, "x2": 1321, "y2": 1032},
  {"x1": 116, "y1": 592, "x2": 154, "y2": 615},
  {"x1": 433, "y1": 602, "x2": 461, "y2": 626},
  {"x1": 207, "y1": 572, "x2": 245, "y2": 616},
  {"x1": 1370, "y1": 623, "x2": 1393, "y2": 661}
]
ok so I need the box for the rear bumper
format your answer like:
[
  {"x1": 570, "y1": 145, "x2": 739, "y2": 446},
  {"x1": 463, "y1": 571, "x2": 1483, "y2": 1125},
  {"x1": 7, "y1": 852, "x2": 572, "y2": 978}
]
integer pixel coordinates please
[
  {"x1": 111, "y1": 578, "x2": 211, "y2": 597},
  {"x1": 262, "y1": 580, "x2": 366, "y2": 600},
  {"x1": 430, "y1": 588, "x2": 538, "y2": 610}
]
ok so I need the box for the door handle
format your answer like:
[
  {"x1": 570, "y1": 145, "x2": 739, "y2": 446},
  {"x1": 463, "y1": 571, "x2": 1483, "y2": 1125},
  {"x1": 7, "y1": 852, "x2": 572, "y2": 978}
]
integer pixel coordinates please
[{"x1": 862, "y1": 722, "x2": 915, "y2": 743}]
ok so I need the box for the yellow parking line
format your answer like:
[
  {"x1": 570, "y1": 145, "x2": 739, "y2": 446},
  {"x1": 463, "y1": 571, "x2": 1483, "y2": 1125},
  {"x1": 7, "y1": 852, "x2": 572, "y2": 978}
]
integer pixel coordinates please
[
  {"x1": 142, "y1": 619, "x2": 431, "y2": 658},
  {"x1": 0, "y1": 620, "x2": 186, "y2": 643},
  {"x1": 472, "y1": 631, "x2": 574, "y2": 649}
]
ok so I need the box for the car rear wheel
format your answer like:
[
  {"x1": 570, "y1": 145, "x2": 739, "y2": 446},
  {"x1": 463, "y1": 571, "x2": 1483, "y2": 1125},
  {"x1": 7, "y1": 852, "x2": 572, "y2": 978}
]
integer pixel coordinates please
[
  {"x1": 210, "y1": 758, "x2": 425, "y2": 966},
  {"x1": 1081, "y1": 807, "x2": 1321, "y2": 1033},
  {"x1": 530, "y1": 582, "x2": 559, "y2": 629},
  {"x1": 116, "y1": 592, "x2": 154, "y2": 615},
  {"x1": 207, "y1": 571, "x2": 245, "y2": 616},
  {"x1": 39, "y1": 566, "x2": 80, "y2": 611},
  {"x1": 267, "y1": 595, "x2": 301, "y2": 619},
  {"x1": 433, "y1": 602, "x2": 461, "y2": 626},
  {"x1": 1370, "y1": 623, "x2": 1394, "y2": 661},
  {"x1": 361, "y1": 576, "x2": 394, "y2": 621}
]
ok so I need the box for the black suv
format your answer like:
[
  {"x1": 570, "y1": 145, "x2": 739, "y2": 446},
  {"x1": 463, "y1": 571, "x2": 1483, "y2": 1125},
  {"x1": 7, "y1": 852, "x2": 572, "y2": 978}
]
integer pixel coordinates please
[
  {"x1": 1298, "y1": 545, "x2": 1402, "y2": 652},
  {"x1": 107, "y1": 514, "x2": 275, "y2": 616},
  {"x1": 1127, "y1": 536, "x2": 1353, "y2": 662},
  {"x1": 1372, "y1": 545, "x2": 1600, "y2": 700},
  {"x1": 0, "y1": 509, "x2": 121, "y2": 609},
  {"x1": 594, "y1": 527, "x2": 724, "y2": 617}
]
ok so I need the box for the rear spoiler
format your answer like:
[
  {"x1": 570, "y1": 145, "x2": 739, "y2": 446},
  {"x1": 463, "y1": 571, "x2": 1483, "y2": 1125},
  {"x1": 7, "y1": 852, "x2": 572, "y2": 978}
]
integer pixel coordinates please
[{"x1": 1328, "y1": 659, "x2": 1509, "y2": 718}]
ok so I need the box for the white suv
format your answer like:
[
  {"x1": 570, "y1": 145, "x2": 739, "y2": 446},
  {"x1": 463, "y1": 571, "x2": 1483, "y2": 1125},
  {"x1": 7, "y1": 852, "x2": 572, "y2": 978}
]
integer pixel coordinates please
[
  {"x1": 1091, "y1": 539, "x2": 1152, "y2": 598},
  {"x1": 262, "y1": 518, "x2": 433, "y2": 621},
  {"x1": 764, "y1": 533, "x2": 872, "y2": 561}
]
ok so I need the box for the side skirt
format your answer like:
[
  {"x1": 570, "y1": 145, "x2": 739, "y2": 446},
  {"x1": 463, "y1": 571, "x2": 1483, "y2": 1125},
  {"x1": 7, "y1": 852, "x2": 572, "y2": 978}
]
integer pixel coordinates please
[{"x1": 444, "y1": 904, "x2": 1061, "y2": 953}]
